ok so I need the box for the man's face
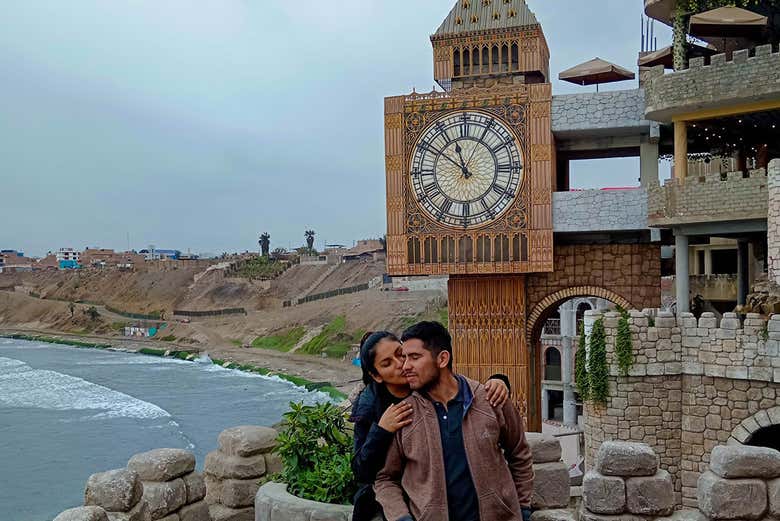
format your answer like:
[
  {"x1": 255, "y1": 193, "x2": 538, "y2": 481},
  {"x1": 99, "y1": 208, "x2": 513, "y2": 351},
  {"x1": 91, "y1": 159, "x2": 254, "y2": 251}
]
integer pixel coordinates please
[{"x1": 401, "y1": 339, "x2": 446, "y2": 391}]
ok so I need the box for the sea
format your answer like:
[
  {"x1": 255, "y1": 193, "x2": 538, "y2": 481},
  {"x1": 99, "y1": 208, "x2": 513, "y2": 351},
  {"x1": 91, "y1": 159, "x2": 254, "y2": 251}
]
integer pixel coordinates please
[{"x1": 0, "y1": 337, "x2": 328, "y2": 521}]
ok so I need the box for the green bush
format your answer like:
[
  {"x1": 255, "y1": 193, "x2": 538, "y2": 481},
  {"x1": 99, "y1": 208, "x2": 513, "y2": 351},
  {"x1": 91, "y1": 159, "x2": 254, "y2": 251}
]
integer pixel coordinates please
[
  {"x1": 575, "y1": 324, "x2": 589, "y2": 400},
  {"x1": 274, "y1": 402, "x2": 356, "y2": 504},
  {"x1": 236, "y1": 256, "x2": 287, "y2": 280},
  {"x1": 300, "y1": 317, "x2": 350, "y2": 356},
  {"x1": 587, "y1": 318, "x2": 609, "y2": 405},
  {"x1": 615, "y1": 310, "x2": 634, "y2": 376},
  {"x1": 159, "y1": 335, "x2": 177, "y2": 342}
]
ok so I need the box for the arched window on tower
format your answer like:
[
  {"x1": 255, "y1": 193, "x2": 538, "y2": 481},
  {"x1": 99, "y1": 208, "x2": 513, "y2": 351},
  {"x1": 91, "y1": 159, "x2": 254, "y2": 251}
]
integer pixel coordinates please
[
  {"x1": 423, "y1": 237, "x2": 438, "y2": 264},
  {"x1": 501, "y1": 43, "x2": 509, "y2": 72},
  {"x1": 476, "y1": 235, "x2": 492, "y2": 262},
  {"x1": 458, "y1": 236, "x2": 474, "y2": 263},
  {"x1": 493, "y1": 234, "x2": 510, "y2": 262},
  {"x1": 491, "y1": 45, "x2": 499, "y2": 73},
  {"x1": 481, "y1": 47, "x2": 489, "y2": 74},
  {"x1": 453, "y1": 48, "x2": 461, "y2": 77},
  {"x1": 463, "y1": 48, "x2": 471, "y2": 75},
  {"x1": 407, "y1": 238, "x2": 421, "y2": 264},
  {"x1": 471, "y1": 48, "x2": 479, "y2": 75},
  {"x1": 441, "y1": 236, "x2": 456, "y2": 263},
  {"x1": 511, "y1": 42, "x2": 519, "y2": 70}
]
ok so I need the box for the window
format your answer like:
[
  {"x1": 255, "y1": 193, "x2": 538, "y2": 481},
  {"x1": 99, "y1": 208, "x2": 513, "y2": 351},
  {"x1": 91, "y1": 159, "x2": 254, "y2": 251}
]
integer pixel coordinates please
[
  {"x1": 407, "y1": 238, "x2": 421, "y2": 264},
  {"x1": 511, "y1": 43, "x2": 519, "y2": 70},
  {"x1": 458, "y1": 236, "x2": 474, "y2": 263},
  {"x1": 423, "y1": 237, "x2": 438, "y2": 264},
  {"x1": 453, "y1": 49, "x2": 461, "y2": 76},
  {"x1": 494, "y1": 234, "x2": 510, "y2": 262},
  {"x1": 476, "y1": 235, "x2": 491, "y2": 262},
  {"x1": 481, "y1": 47, "x2": 489, "y2": 74},
  {"x1": 441, "y1": 237, "x2": 456, "y2": 263}
]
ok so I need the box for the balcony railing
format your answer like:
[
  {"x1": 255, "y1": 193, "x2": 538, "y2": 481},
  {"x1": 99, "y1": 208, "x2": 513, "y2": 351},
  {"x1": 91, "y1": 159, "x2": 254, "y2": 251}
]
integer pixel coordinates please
[{"x1": 542, "y1": 318, "x2": 561, "y2": 336}]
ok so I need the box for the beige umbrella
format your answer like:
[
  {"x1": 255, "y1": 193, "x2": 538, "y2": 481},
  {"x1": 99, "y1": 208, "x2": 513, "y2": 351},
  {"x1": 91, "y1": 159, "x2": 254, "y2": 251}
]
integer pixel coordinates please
[
  {"x1": 638, "y1": 43, "x2": 717, "y2": 69},
  {"x1": 559, "y1": 58, "x2": 635, "y2": 91},
  {"x1": 689, "y1": 6, "x2": 767, "y2": 38}
]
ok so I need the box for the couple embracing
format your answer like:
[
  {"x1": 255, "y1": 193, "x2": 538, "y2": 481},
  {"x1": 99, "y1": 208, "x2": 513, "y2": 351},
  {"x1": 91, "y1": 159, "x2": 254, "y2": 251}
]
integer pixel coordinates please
[{"x1": 350, "y1": 321, "x2": 534, "y2": 521}]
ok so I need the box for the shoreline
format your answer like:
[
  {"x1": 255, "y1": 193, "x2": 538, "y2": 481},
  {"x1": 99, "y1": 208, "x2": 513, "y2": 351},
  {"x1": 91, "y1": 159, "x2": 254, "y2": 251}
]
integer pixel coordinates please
[{"x1": 1, "y1": 331, "x2": 347, "y2": 400}]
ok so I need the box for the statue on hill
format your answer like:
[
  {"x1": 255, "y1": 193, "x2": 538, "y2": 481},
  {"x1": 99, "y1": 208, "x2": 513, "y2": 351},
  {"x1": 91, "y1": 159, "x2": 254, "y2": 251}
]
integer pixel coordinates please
[
  {"x1": 259, "y1": 233, "x2": 271, "y2": 257},
  {"x1": 305, "y1": 230, "x2": 316, "y2": 254}
]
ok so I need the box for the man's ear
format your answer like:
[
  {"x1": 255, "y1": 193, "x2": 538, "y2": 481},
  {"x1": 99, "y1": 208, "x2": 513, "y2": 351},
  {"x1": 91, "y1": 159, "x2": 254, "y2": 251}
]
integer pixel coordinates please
[{"x1": 437, "y1": 350, "x2": 451, "y2": 369}]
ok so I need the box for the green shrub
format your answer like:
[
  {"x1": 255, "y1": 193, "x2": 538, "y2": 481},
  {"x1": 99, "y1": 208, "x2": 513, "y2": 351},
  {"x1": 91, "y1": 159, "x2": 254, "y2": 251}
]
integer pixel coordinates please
[
  {"x1": 301, "y1": 317, "x2": 347, "y2": 356},
  {"x1": 575, "y1": 324, "x2": 589, "y2": 400},
  {"x1": 615, "y1": 310, "x2": 634, "y2": 376},
  {"x1": 587, "y1": 318, "x2": 609, "y2": 405},
  {"x1": 274, "y1": 402, "x2": 356, "y2": 504},
  {"x1": 159, "y1": 335, "x2": 177, "y2": 342}
]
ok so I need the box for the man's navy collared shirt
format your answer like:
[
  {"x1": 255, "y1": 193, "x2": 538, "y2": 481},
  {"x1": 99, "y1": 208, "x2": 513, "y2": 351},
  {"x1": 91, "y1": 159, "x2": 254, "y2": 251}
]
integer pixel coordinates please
[{"x1": 430, "y1": 376, "x2": 479, "y2": 521}]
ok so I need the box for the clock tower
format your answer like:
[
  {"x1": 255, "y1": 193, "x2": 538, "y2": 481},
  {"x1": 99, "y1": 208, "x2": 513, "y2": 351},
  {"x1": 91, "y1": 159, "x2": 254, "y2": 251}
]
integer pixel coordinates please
[{"x1": 384, "y1": 0, "x2": 553, "y2": 427}]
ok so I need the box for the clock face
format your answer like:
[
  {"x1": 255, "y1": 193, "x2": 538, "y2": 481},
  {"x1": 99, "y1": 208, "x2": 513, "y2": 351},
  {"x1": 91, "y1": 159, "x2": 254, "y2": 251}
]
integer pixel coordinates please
[{"x1": 410, "y1": 111, "x2": 523, "y2": 229}]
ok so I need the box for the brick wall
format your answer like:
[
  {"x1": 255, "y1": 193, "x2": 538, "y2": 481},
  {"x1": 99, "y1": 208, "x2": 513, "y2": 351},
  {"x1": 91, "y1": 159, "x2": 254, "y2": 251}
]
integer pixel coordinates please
[
  {"x1": 647, "y1": 168, "x2": 768, "y2": 226},
  {"x1": 768, "y1": 160, "x2": 780, "y2": 285},
  {"x1": 644, "y1": 45, "x2": 780, "y2": 122},
  {"x1": 552, "y1": 189, "x2": 648, "y2": 233}
]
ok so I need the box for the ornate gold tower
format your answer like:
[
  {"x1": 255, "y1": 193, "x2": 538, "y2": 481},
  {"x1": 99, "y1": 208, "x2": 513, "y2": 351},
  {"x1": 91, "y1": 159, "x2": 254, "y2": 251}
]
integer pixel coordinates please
[{"x1": 384, "y1": 0, "x2": 553, "y2": 427}]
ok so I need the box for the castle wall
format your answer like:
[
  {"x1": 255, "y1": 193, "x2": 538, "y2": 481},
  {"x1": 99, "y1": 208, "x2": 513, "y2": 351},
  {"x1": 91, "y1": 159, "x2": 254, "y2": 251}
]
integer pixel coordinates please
[{"x1": 584, "y1": 310, "x2": 780, "y2": 508}]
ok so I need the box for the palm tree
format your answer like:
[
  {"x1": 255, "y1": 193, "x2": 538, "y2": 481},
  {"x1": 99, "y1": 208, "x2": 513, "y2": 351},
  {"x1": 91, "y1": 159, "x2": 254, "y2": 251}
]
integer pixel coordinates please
[
  {"x1": 305, "y1": 230, "x2": 316, "y2": 253},
  {"x1": 259, "y1": 233, "x2": 271, "y2": 257}
]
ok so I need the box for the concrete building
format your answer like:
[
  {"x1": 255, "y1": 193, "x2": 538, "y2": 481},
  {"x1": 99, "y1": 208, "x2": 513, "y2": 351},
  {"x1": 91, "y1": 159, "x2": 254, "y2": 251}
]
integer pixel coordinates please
[{"x1": 56, "y1": 248, "x2": 80, "y2": 269}]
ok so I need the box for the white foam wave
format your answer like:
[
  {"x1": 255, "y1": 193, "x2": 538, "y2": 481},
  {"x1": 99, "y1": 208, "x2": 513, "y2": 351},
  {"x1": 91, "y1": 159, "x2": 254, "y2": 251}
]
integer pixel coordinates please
[{"x1": 0, "y1": 356, "x2": 171, "y2": 419}]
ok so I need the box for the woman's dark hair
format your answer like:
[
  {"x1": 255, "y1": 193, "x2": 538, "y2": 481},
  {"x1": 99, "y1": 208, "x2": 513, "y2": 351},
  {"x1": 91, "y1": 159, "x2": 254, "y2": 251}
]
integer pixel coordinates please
[{"x1": 359, "y1": 331, "x2": 399, "y2": 385}]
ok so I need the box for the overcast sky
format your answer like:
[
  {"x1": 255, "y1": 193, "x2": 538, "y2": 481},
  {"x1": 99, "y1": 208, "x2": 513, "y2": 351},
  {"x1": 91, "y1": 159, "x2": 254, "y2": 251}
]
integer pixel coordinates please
[{"x1": 0, "y1": 1, "x2": 671, "y2": 257}]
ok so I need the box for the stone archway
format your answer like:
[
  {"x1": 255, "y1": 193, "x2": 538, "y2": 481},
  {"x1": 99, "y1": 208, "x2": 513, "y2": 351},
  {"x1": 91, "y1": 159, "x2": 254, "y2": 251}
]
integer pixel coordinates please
[
  {"x1": 526, "y1": 286, "x2": 633, "y2": 341},
  {"x1": 727, "y1": 406, "x2": 780, "y2": 449}
]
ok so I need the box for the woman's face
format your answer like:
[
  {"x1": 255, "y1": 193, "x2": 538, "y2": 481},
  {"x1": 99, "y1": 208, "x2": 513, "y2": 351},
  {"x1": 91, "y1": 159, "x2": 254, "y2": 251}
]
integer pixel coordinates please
[{"x1": 371, "y1": 338, "x2": 407, "y2": 387}]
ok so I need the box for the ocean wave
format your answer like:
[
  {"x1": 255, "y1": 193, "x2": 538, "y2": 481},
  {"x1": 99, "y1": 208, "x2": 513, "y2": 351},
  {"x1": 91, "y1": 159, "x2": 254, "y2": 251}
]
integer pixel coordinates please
[{"x1": 0, "y1": 356, "x2": 171, "y2": 419}]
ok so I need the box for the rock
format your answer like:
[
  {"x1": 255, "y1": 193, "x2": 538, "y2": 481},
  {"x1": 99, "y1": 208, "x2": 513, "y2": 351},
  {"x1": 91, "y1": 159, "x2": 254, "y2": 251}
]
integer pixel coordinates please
[
  {"x1": 697, "y1": 470, "x2": 767, "y2": 520},
  {"x1": 596, "y1": 442, "x2": 658, "y2": 477},
  {"x1": 204, "y1": 450, "x2": 266, "y2": 479},
  {"x1": 264, "y1": 453, "x2": 283, "y2": 475},
  {"x1": 580, "y1": 512, "x2": 647, "y2": 521},
  {"x1": 128, "y1": 449, "x2": 196, "y2": 482},
  {"x1": 655, "y1": 511, "x2": 708, "y2": 521},
  {"x1": 710, "y1": 445, "x2": 780, "y2": 479},
  {"x1": 178, "y1": 500, "x2": 211, "y2": 521},
  {"x1": 582, "y1": 471, "x2": 626, "y2": 514},
  {"x1": 84, "y1": 468, "x2": 144, "y2": 512},
  {"x1": 529, "y1": 509, "x2": 576, "y2": 521},
  {"x1": 155, "y1": 515, "x2": 179, "y2": 521},
  {"x1": 204, "y1": 473, "x2": 223, "y2": 505},
  {"x1": 527, "y1": 433, "x2": 562, "y2": 464},
  {"x1": 220, "y1": 478, "x2": 261, "y2": 509},
  {"x1": 107, "y1": 500, "x2": 151, "y2": 521},
  {"x1": 769, "y1": 478, "x2": 780, "y2": 517},
  {"x1": 208, "y1": 504, "x2": 254, "y2": 521},
  {"x1": 182, "y1": 472, "x2": 206, "y2": 504},
  {"x1": 625, "y1": 470, "x2": 674, "y2": 516},
  {"x1": 531, "y1": 462, "x2": 570, "y2": 509},
  {"x1": 141, "y1": 479, "x2": 186, "y2": 520},
  {"x1": 217, "y1": 426, "x2": 277, "y2": 457},
  {"x1": 54, "y1": 506, "x2": 110, "y2": 521}
]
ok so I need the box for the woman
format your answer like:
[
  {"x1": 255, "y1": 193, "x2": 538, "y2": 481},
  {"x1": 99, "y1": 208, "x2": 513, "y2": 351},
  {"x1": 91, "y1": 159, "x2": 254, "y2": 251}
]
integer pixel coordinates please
[{"x1": 350, "y1": 331, "x2": 510, "y2": 521}]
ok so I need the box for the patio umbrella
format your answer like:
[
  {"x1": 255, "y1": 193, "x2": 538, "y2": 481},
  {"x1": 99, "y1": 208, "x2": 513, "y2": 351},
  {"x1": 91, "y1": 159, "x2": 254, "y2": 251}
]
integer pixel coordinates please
[
  {"x1": 689, "y1": 6, "x2": 767, "y2": 38},
  {"x1": 638, "y1": 42, "x2": 717, "y2": 69},
  {"x1": 559, "y1": 58, "x2": 635, "y2": 91}
]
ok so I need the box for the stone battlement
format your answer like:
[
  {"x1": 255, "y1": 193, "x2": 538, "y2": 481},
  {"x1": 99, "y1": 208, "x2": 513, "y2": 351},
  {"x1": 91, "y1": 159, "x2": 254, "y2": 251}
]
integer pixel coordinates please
[
  {"x1": 644, "y1": 44, "x2": 780, "y2": 122},
  {"x1": 592, "y1": 309, "x2": 780, "y2": 384},
  {"x1": 647, "y1": 168, "x2": 768, "y2": 227}
]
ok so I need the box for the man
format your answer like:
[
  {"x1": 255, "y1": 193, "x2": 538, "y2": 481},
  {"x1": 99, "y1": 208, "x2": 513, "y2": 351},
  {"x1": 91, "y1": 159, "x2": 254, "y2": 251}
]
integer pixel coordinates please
[{"x1": 374, "y1": 321, "x2": 534, "y2": 521}]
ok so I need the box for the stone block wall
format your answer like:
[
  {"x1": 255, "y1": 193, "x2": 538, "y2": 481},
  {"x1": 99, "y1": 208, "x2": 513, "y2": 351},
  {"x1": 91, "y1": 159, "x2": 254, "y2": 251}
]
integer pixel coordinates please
[
  {"x1": 646, "y1": 168, "x2": 768, "y2": 227},
  {"x1": 204, "y1": 425, "x2": 280, "y2": 521},
  {"x1": 644, "y1": 45, "x2": 780, "y2": 122},
  {"x1": 552, "y1": 88, "x2": 651, "y2": 134},
  {"x1": 552, "y1": 189, "x2": 648, "y2": 233},
  {"x1": 768, "y1": 160, "x2": 780, "y2": 286},
  {"x1": 584, "y1": 310, "x2": 780, "y2": 509}
]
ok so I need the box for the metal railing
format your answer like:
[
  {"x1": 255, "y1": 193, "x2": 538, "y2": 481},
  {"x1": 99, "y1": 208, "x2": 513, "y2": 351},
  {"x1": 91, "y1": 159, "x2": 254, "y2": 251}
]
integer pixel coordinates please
[{"x1": 542, "y1": 318, "x2": 561, "y2": 336}]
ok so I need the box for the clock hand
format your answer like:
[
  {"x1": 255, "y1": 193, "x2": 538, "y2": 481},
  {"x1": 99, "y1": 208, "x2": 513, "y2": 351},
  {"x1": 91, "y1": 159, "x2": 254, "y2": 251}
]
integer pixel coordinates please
[
  {"x1": 454, "y1": 143, "x2": 473, "y2": 179},
  {"x1": 438, "y1": 152, "x2": 464, "y2": 170}
]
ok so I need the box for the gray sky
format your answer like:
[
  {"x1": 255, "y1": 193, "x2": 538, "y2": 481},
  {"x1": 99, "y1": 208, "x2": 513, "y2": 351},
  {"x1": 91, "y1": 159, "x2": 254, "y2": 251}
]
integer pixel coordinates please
[{"x1": 0, "y1": 1, "x2": 671, "y2": 257}]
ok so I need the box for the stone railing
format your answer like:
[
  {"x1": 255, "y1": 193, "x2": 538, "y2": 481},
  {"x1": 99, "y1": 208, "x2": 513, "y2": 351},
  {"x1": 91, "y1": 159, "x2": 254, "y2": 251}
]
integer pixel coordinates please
[
  {"x1": 644, "y1": 44, "x2": 780, "y2": 122},
  {"x1": 647, "y1": 168, "x2": 768, "y2": 227}
]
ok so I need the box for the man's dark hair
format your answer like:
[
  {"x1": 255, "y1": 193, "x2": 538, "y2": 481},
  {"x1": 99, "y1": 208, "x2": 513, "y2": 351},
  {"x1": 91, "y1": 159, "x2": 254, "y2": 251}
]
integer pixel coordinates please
[{"x1": 401, "y1": 321, "x2": 453, "y2": 369}]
